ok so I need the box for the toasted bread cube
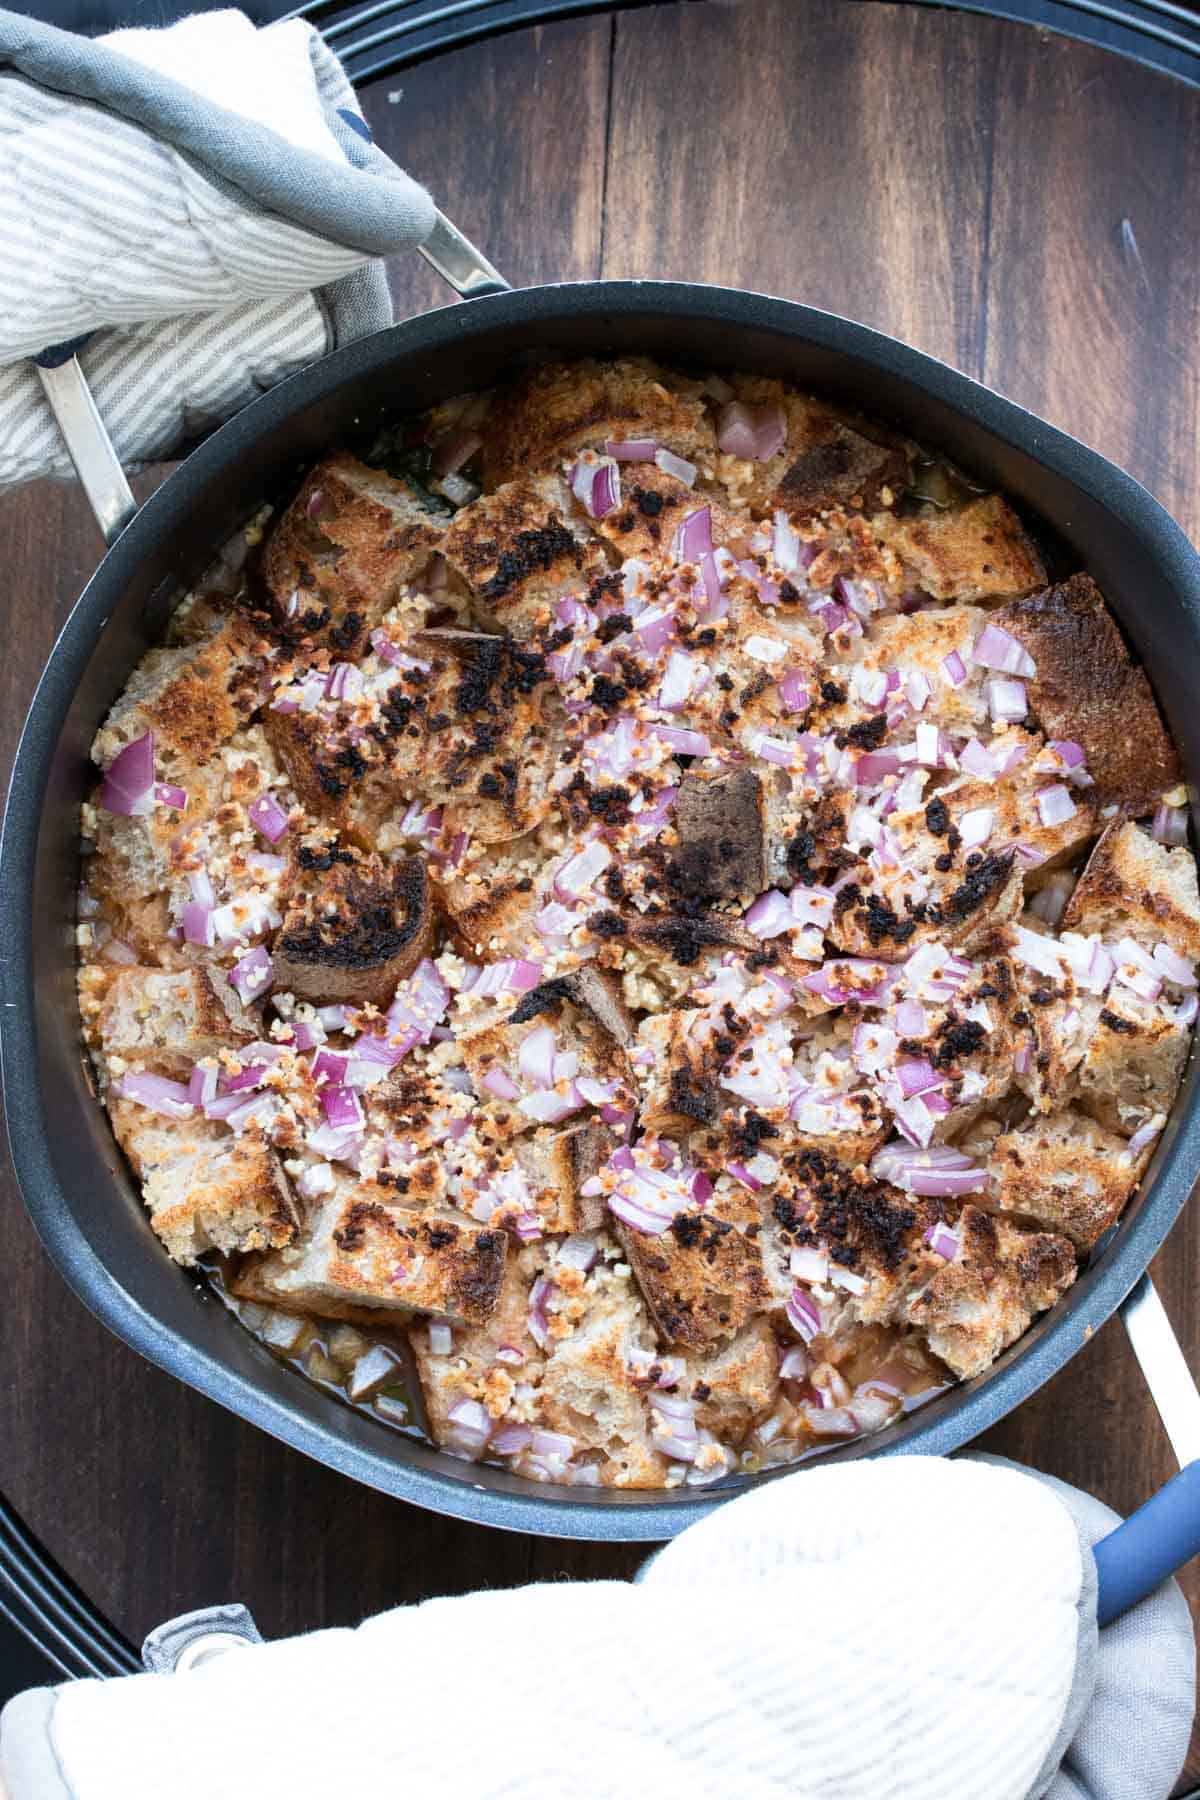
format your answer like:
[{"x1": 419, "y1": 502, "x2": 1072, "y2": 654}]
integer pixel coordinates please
[
  {"x1": 898, "y1": 1207, "x2": 1076, "y2": 1380},
  {"x1": 537, "y1": 1262, "x2": 669, "y2": 1486},
  {"x1": 684, "y1": 1316, "x2": 779, "y2": 1441},
  {"x1": 874, "y1": 495, "x2": 1045, "y2": 602},
  {"x1": 1078, "y1": 985, "x2": 1189, "y2": 1135},
  {"x1": 99, "y1": 965, "x2": 257, "y2": 1074},
  {"x1": 512, "y1": 1122, "x2": 615, "y2": 1233},
  {"x1": 831, "y1": 604, "x2": 990, "y2": 733},
  {"x1": 458, "y1": 968, "x2": 633, "y2": 1101},
  {"x1": 1063, "y1": 820, "x2": 1200, "y2": 964},
  {"x1": 261, "y1": 452, "x2": 443, "y2": 651},
  {"x1": 89, "y1": 758, "x2": 225, "y2": 911},
  {"x1": 710, "y1": 377, "x2": 906, "y2": 518},
  {"x1": 482, "y1": 357, "x2": 716, "y2": 486},
  {"x1": 617, "y1": 1213, "x2": 769, "y2": 1351},
  {"x1": 637, "y1": 1010, "x2": 724, "y2": 1137},
  {"x1": 994, "y1": 574, "x2": 1179, "y2": 809},
  {"x1": 587, "y1": 463, "x2": 747, "y2": 566},
  {"x1": 92, "y1": 615, "x2": 263, "y2": 773},
  {"x1": 272, "y1": 851, "x2": 433, "y2": 1008},
  {"x1": 442, "y1": 476, "x2": 607, "y2": 638},
  {"x1": 110, "y1": 1099, "x2": 297, "y2": 1264},
  {"x1": 434, "y1": 844, "x2": 553, "y2": 960},
  {"x1": 984, "y1": 1110, "x2": 1140, "y2": 1250},
  {"x1": 672, "y1": 769, "x2": 765, "y2": 904},
  {"x1": 240, "y1": 1182, "x2": 507, "y2": 1326},
  {"x1": 412, "y1": 1260, "x2": 545, "y2": 1447}
]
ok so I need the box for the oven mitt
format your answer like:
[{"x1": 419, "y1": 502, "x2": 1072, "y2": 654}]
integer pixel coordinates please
[
  {"x1": 0, "y1": 1457, "x2": 1193, "y2": 1800},
  {"x1": 0, "y1": 7, "x2": 436, "y2": 490}
]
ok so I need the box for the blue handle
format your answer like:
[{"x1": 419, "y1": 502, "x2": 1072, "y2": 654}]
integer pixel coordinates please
[{"x1": 1093, "y1": 1459, "x2": 1200, "y2": 1626}]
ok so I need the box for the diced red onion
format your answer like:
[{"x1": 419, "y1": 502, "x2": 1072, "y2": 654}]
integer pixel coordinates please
[
  {"x1": 778, "y1": 669, "x2": 810, "y2": 714},
  {"x1": 789, "y1": 1245, "x2": 829, "y2": 1283},
  {"x1": 744, "y1": 889, "x2": 793, "y2": 939},
  {"x1": 187, "y1": 1062, "x2": 219, "y2": 1107},
  {"x1": 1153, "y1": 941, "x2": 1197, "y2": 988},
  {"x1": 319, "y1": 1085, "x2": 363, "y2": 1131},
  {"x1": 959, "y1": 737, "x2": 994, "y2": 780},
  {"x1": 98, "y1": 731, "x2": 156, "y2": 816},
  {"x1": 942, "y1": 650, "x2": 968, "y2": 686},
  {"x1": 482, "y1": 1067, "x2": 520, "y2": 1101},
  {"x1": 855, "y1": 750, "x2": 901, "y2": 786},
  {"x1": 248, "y1": 792, "x2": 289, "y2": 844},
  {"x1": 181, "y1": 902, "x2": 214, "y2": 947},
  {"x1": 971, "y1": 622, "x2": 1037, "y2": 678},
  {"x1": 113, "y1": 1071, "x2": 193, "y2": 1119},
  {"x1": 527, "y1": 1277, "x2": 555, "y2": 1350},
  {"x1": 518, "y1": 1086, "x2": 583, "y2": 1124},
  {"x1": 896, "y1": 1058, "x2": 940, "y2": 1098},
  {"x1": 491, "y1": 1422, "x2": 533, "y2": 1455},
  {"x1": 1028, "y1": 870, "x2": 1076, "y2": 927},
  {"x1": 428, "y1": 1321, "x2": 454, "y2": 1356},
  {"x1": 517, "y1": 1025, "x2": 558, "y2": 1090},
  {"x1": 1127, "y1": 1119, "x2": 1162, "y2": 1156},
  {"x1": 555, "y1": 838, "x2": 611, "y2": 898},
  {"x1": 958, "y1": 806, "x2": 994, "y2": 850},
  {"x1": 154, "y1": 782, "x2": 187, "y2": 811},
  {"x1": 606, "y1": 437, "x2": 657, "y2": 461},
  {"x1": 633, "y1": 605, "x2": 676, "y2": 657},
  {"x1": 325, "y1": 662, "x2": 363, "y2": 703},
  {"x1": 228, "y1": 945, "x2": 273, "y2": 1004},
  {"x1": 1153, "y1": 803, "x2": 1189, "y2": 846},
  {"x1": 986, "y1": 677, "x2": 1027, "y2": 723},
  {"x1": 558, "y1": 1234, "x2": 599, "y2": 1273},
  {"x1": 717, "y1": 401, "x2": 787, "y2": 461},
  {"x1": 671, "y1": 506, "x2": 713, "y2": 564},
  {"x1": 1037, "y1": 784, "x2": 1077, "y2": 829},
  {"x1": 786, "y1": 1287, "x2": 821, "y2": 1343},
  {"x1": 924, "y1": 1221, "x2": 961, "y2": 1259}
]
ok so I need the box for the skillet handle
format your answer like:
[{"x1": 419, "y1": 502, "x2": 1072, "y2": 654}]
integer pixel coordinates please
[
  {"x1": 1091, "y1": 1273, "x2": 1200, "y2": 1624},
  {"x1": 35, "y1": 208, "x2": 508, "y2": 546}
]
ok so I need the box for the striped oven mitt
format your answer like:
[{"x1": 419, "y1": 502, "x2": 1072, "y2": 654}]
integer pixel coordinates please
[
  {"x1": 1, "y1": 1457, "x2": 1195, "y2": 1800},
  {"x1": 0, "y1": 6, "x2": 435, "y2": 490}
]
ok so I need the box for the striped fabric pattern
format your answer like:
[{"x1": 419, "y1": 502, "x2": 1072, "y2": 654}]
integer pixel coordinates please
[{"x1": 0, "y1": 9, "x2": 434, "y2": 490}]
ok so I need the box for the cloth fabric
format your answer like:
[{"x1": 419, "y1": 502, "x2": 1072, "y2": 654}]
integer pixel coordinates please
[
  {"x1": 0, "y1": 7, "x2": 436, "y2": 488},
  {"x1": 0, "y1": 1456, "x2": 1193, "y2": 1800}
]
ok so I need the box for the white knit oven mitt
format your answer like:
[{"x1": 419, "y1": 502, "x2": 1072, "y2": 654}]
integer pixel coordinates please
[
  {"x1": 0, "y1": 7, "x2": 436, "y2": 489},
  {"x1": 0, "y1": 1457, "x2": 1193, "y2": 1800}
]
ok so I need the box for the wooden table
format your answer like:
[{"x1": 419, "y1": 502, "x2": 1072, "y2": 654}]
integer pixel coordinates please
[{"x1": 3, "y1": 0, "x2": 1199, "y2": 1782}]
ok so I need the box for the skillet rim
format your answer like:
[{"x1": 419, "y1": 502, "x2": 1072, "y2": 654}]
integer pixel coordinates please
[{"x1": 3, "y1": 278, "x2": 1199, "y2": 1540}]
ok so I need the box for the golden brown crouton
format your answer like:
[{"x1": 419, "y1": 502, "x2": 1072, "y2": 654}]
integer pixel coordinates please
[
  {"x1": 411, "y1": 1260, "x2": 544, "y2": 1445},
  {"x1": 1063, "y1": 820, "x2": 1200, "y2": 962},
  {"x1": 482, "y1": 357, "x2": 716, "y2": 486},
  {"x1": 899, "y1": 1206, "x2": 1075, "y2": 1380},
  {"x1": 994, "y1": 574, "x2": 1180, "y2": 809},
  {"x1": 1077, "y1": 984, "x2": 1189, "y2": 1136},
  {"x1": 587, "y1": 463, "x2": 748, "y2": 566},
  {"x1": 272, "y1": 850, "x2": 432, "y2": 1009},
  {"x1": 442, "y1": 475, "x2": 607, "y2": 638},
  {"x1": 99, "y1": 965, "x2": 257, "y2": 1074},
  {"x1": 239, "y1": 1181, "x2": 507, "y2": 1326},
  {"x1": 92, "y1": 615, "x2": 264, "y2": 773},
  {"x1": 617, "y1": 1214, "x2": 769, "y2": 1351},
  {"x1": 873, "y1": 495, "x2": 1045, "y2": 602},
  {"x1": 830, "y1": 604, "x2": 990, "y2": 734},
  {"x1": 109, "y1": 1100, "x2": 298, "y2": 1264},
  {"x1": 984, "y1": 1109, "x2": 1142, "y2": 1250},
  {"x1": 261, "y1": 452, "x2": 444, "y2": 652},
  {"x1": 511, "y1": 1121, "x2": 616, "y2": 1233}
]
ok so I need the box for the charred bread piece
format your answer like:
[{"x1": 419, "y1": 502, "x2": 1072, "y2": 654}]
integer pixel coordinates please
[
  {"x1": 441, "y1": 475, "x2": 607, "y2": 639},
  {"x1": 238, "y1": 1179, "x2": 507, "y2": 1326},
  {"x1": 109, "y1": 1099, "x2": 298, "y2": 1264},
  {"x1": 673, "y1": 769, "x2": 764, "y2": 903},
  {"x1": 458, "y1": 971, "x2": 633, "y2": 1103},
  {"x1": 481, "y1": 357, "x2": 716, "y2": 487},
  {"x1": 511, "y1": 1121, "x2": 615, "y2": 1233},
  {"x1": 260, "y1": 452, "x2": 444, "y2": 652},
  {"x1": 99, "y1": 965, "x2": 257, "y2": 1074},
  {"x1": 587, "y1": 463, "x2": 747, "y2": 566},
  {"x1": 92, "y1": 614, "x2": 265, "y2": 772},
  {"x1": 1062, "y1": 819, "x2": 1200, "y2": 963},
  {"x1": 897, "y1": 1206, "x2": 1076, "y2": 1381},
  {"x1": 710, "y1": 377, "x2": 907, "y2": 519},
  {"x1": 981, "y1": 1109, "x2": 1143, "y2": 1251},
  {"x1": 617, "y1": 1212, "x2": 770, "y2": 1352},
  {"x1": 1076, "y1": 982, "x2": 1189, "y2": 1136},
  {"x1": 272, "y1": 849, "x2": 432, "y2": 1008},
  {"x1": 993, "y1": 574, "x2": 1180, "y2": 810},
  {"x1": 873, "y1": 496, "x2": 1046, "y2": 602}
]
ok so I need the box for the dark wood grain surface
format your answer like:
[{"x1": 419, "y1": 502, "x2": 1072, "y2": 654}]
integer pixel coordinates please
[{"x1": 2, "y1": 0, "x2": 1199, "y2": 1784}]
